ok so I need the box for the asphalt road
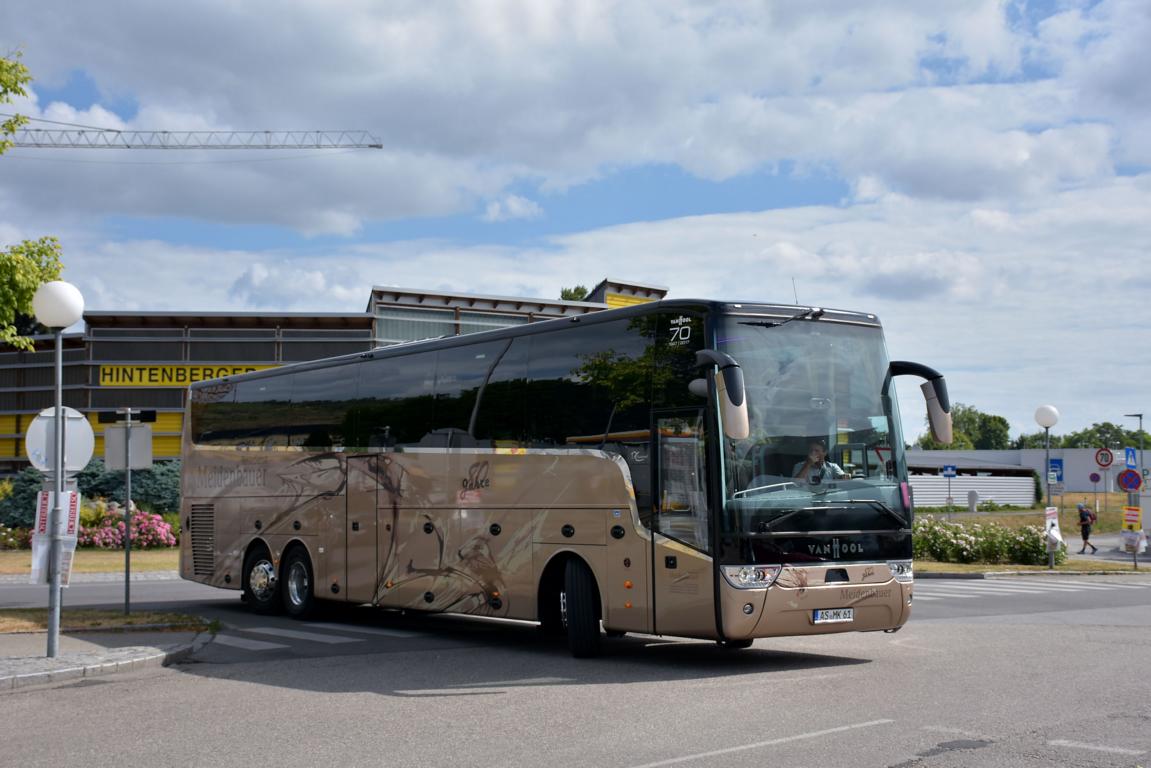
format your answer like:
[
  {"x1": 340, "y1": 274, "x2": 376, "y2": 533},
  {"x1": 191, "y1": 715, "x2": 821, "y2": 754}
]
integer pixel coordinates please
[{"x1": 3, "y1": 574, "x2": 1150, "y2": 767}]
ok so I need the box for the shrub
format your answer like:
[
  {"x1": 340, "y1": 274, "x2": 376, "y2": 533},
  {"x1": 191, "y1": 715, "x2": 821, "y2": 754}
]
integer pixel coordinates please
[
  {"x1": 0, "y1": 467, "x2": 45, "y2": 528},
  {"x1": 161, "y1": 511, "x2": 181, "y2": 539},
  {"x1": 913, "y1": 515, "x2": 1065, "y2": 566},
  {"x1": 78, "y1": 503, "x2": 177, "y2": 549},
  {"x1": 0, "y1": 523, "x2": 31, "y2": 550}
]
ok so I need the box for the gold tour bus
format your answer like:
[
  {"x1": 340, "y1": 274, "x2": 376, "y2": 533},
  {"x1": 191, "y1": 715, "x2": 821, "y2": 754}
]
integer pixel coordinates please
[{"x1": 179, "y1": 299, "x2": 952, "y2": 657}]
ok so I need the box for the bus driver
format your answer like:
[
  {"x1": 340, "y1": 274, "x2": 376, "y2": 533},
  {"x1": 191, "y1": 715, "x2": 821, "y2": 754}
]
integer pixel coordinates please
[{"x1": 793, "y1": 439, "x2": 846, "y2": 484}]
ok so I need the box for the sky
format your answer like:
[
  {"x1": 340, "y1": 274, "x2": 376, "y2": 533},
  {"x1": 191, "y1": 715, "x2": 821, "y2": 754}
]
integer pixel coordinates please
[{"x1": 1, "y1": 0, "x2": 1149, "y2": 443}]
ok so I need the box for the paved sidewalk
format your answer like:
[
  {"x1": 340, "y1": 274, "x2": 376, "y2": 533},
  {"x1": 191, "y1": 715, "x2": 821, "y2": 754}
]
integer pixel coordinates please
[{"x1": 0, "y1": 627, "x2": 207, "y2": 692}]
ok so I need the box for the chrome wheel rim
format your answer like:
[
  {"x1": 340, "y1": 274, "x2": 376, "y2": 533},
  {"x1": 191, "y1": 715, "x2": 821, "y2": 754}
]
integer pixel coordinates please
[
  {"x1": 287, "y1": 561, "x2": 309, "y2": 607},
  {"x1": 249, "y1": 560, "x2": 276, "y2": 601}
]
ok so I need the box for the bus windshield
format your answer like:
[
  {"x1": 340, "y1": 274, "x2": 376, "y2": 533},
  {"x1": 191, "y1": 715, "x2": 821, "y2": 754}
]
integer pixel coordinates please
[{"x1": 716, "y1": 314, "x2": 910, "y2": 548}]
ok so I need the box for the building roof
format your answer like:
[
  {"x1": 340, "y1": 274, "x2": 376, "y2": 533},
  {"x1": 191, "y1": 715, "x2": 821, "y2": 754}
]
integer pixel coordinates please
[
  {"x1": 366, "y1": 285, "x2": 604, "y2": 315},
  {"x1": 84, "y1": 311, "x2": 374, "y2": 330}
]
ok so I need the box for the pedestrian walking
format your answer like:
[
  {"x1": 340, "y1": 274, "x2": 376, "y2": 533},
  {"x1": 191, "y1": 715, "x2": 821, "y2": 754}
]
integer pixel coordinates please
[{"x1": 1077, "y1": 502, "x2": 1098, "y2": 554}]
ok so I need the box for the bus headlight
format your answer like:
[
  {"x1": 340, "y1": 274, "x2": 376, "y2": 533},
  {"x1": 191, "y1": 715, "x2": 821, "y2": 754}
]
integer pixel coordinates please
[
  {"x1": 887, "y1": 560, "x2": 913, "y2": 583},
  {"x1": 721, "y1": 565, "x2": 782, "y2": 589}
]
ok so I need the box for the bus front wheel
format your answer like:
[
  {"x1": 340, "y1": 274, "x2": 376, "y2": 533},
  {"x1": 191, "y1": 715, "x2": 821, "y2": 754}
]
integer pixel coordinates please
[
  {"x1": 563, "y1": 559, "x2": 602, "y2": 658},
  {"x1": 243, "y1": 547, "x2": 281, "y2": 614},
  {"x1": 281, "y1": 547, "x2": 315, "y2": 619}
]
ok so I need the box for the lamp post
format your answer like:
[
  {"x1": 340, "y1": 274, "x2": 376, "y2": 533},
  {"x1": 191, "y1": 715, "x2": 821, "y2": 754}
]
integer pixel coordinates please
[
  {"x1": 1035, "y1": 405, "x2": 1060, "y2": 506},
  {"x1": 32, "y1": 281, "x2": 84, "y2": 658}
]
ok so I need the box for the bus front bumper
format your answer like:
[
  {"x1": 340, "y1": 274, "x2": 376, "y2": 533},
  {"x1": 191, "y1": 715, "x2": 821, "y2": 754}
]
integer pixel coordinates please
[{"x1": 719, "y1": 565, "x2": 913, "y2": 639}]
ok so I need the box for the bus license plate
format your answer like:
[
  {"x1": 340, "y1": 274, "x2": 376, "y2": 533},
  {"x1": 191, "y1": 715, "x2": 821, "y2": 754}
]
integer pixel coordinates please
[{"x1": 813, "y1": 608, "x2": 854, "y2": 624}]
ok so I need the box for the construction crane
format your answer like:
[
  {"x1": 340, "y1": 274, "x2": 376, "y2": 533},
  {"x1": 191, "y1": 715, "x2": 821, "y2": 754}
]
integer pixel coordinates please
[{"x1": 12, "y1": 127, "x2": 382, "y2": 149}]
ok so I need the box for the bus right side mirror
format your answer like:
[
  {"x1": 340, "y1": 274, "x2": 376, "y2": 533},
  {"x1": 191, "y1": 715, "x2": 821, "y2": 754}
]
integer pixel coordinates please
[
  {"x1": 889, "y1": 361, "x2": 952, "y2": 445},
  {"x1": 696, "y1": 349, "x2": 749, "y2": 440}
]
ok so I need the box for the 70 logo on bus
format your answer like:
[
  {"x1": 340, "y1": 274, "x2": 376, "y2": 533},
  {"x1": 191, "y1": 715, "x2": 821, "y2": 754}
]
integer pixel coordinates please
[{"x1": 668, "y1": 316, "x2": 693, "y2": 346}]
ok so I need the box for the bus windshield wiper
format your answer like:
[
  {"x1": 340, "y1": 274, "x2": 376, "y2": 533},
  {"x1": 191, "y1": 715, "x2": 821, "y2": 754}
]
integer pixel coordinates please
[
  {"x1": 757, "y1": 508, "x2": 806, "y2": 532},
  {"x1": 839, "y1": 499, "x2": 908, "y2": 527},
  {"x1": 739, "y1": 306, "x2": 825, "y2": 329}
]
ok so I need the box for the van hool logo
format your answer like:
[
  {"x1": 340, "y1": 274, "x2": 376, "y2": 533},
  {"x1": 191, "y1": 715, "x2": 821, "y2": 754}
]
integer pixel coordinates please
[
  {"x1": 807, "y1": 538, "x2": 865, "y2": 558},
  {"x1": 462, "y1": 461, "x2": 491, "y2": 492}
]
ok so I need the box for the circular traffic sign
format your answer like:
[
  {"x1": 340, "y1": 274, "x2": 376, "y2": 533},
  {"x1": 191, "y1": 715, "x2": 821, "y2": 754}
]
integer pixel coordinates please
[
  {"x1": 1117, "y1": 468, "x2": 1142, "y2": 492},
  {"x1": 1095, "y1": 448, "x2": 1114, "y2": 468},
  {"x1": 1089, "y1": 472, "x2": 1101, "y2": 483},
  {"x1": 24, "y1": 407, "x2": 95, "y2": 475}
]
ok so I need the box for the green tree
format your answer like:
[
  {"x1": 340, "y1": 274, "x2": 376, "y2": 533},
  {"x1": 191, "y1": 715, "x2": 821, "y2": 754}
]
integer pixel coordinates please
[
  {"x1": 1013, "y1": 430, "x2": 1060, "y2": 449},
  {"x1": 916, "y1": 403, "x2": 1009, "y2": 450},
  {"x1": 560, "y1": 285, "x2": 588, "y2": 301},
  {"x1": 1, "y1": 50, "x2": 31, "y2": 153},
  {"x1": 0, "y1": 237, "x2": 64, "y2": 349},
  {"x1": 1061, "y1": 421, "x2": 1144, "y2": 449},
  {"x1": 1, "y1": 54, "x2": 68, "y2": 350}
]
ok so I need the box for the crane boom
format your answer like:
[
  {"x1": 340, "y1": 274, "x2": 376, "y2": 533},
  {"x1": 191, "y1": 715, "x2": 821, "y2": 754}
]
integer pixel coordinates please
[{"x1": 12, "y1": 129, "x2": 383, "y2": 149}]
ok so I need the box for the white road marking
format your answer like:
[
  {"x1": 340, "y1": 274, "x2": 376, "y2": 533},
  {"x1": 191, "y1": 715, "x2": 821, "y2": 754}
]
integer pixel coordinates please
[
  {"x1": 1008, "y1": 578, "x2": 1145, "y2": 590},
  {"x1": 925, "y1": 583, "x2": 1047, "y2": 594},
  {"x1": 303, "y1": 622, "x2": 418, "y2": 638},
  {"x1": 212, "y1": 633, "x2": 289, "y2": 651},
  {"x1": 624, "y1": 720, "x2": 895, "y2": 768},
  {"x1": 910, "y1": 595, "x2": 940, "y2": 601},
  {"x1": 911, "y1": 590, "x2": 981, "y2": 599},
  {"x1": 245, "y1": 627, "x2": 364, "y2": 644},
  {"x1": 922, "y1": 725, "x2": 991, "y2": 739},
  {"x1": 1048, "y1": 739, "x2": 1145, "y2": 756}
]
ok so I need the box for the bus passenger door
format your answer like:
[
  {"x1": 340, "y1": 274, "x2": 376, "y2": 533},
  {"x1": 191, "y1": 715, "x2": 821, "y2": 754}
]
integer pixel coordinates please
[
  {"x1": 345, "y1": 457, "x2": 380, "y2": 603},
  {"x1": 652, "y1": 409, "x2": 716, "y2": 638}
]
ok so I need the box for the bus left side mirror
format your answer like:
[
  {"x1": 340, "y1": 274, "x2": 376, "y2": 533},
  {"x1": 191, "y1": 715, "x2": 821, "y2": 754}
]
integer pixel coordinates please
[
  {"x1": 696, "y1": 349, "x2": 749, "y2": 440},
  {"x1": 889, "y1": 361, "x2": 952, "y2": 444}
]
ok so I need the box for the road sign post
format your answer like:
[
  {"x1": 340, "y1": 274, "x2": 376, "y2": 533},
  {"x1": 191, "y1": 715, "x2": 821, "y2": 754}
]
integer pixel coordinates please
[
  {"x1": 101, "y1": 408, "x2": 155, "y2": 614},
  {"x1": 1044, "y1": 507, "x2": 1063, "y2": 570},
  {"x1": 24, "y1": 406, "x2": 94, "y2": 658}
]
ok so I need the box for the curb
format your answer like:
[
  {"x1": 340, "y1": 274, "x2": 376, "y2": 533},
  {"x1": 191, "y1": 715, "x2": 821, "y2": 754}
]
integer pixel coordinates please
[
  {"x1": 918, "y1": 569, "x2": 1148, "y2": 579},
  {"x1": 1, "y1": 629, "x2": 213, "y2": 693}
]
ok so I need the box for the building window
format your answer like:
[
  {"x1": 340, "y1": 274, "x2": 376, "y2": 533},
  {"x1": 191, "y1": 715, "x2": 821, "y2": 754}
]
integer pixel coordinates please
[{"x1": 375, "y1": 307, "x2": 456, "y2": 345}]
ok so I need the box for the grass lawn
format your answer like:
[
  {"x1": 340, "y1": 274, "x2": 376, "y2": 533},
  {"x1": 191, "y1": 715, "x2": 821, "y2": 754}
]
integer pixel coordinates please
[
  {"x1": 0, "y1": 608, "x2": 211, "y2": 634},
  {"x1": 922, "y1": 491, "x2": 1138, "y2": 535},
  {"x1": 0, "y1": 548, "x2": 179, "y2": 575}
]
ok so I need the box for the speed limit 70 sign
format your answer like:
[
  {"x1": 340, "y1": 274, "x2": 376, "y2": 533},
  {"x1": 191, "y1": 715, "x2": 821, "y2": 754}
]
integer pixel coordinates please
[{"x1": 1095, "y1": 448, "x2": 1114, "y2": 468}]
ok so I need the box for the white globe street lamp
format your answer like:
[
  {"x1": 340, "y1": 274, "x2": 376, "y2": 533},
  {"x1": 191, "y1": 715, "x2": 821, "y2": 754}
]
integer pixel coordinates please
[
  {"x1": 1035, "y1": 405, "x2": 1060, "y2": 508},
  {"x1": 32, "y1": 280, "x2": 84, "y2": 659}
]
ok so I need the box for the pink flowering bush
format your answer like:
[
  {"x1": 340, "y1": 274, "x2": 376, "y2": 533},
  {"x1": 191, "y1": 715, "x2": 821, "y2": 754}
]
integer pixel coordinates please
[{"x1": 79, "y1": 504, "x2": 177, "y2": 549}]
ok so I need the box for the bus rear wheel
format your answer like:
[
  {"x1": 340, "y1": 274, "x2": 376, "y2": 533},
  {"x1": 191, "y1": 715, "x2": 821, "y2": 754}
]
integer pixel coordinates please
[
  {"x1": 563, "y1": 559, "x2": 602, "y2": 658},
  {"x1": 281, "y1": 547, "x2": 315, "y2": 619},
  {"x1": 243, "y1": 547, "x2": 280, "y2": 614}
]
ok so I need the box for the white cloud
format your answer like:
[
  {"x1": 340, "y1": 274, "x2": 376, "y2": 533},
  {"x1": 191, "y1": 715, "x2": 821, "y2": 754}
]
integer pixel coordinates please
[
  {"x1": 481, "y1": 194, "x2": 543, "y2": 222},
  {"x1": 1, "y1": 0, "x2": 1143, "y2": 231}
]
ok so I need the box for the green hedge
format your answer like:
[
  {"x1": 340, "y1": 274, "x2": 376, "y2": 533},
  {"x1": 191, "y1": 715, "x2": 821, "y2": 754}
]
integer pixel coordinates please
[{"x1": 913, "y1": 515, "x2": 1065, "y2": 566}]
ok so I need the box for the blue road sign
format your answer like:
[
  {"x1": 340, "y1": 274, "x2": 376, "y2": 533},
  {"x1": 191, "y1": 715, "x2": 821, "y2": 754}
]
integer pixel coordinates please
[
  {"x1": 942, "y1": 465, "x2": 957, "y2": 478},
  {"x1": 1049, "y1": 458, "x2": 1064, "y2": 482},
  {"x1": 1126, "y1": 447, "x2": 1137, "y2": 468}
]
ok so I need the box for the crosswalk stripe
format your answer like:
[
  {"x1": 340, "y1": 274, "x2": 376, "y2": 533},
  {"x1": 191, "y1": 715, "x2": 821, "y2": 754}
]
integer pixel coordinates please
[
  {"x1": 246, "y1": 627, "x2": 364, "y2": 644},
  {"x1": 913, "y1": 590, "x2": 980, "y2": 599},
  {"x1": 1007, "y1": 579, "x2": 1145, "y2": 591},
  {"x1": 929, "y1": 584, "x2": 1047, "y2": 594},
  {"x1": 213, "y1": 633, "x2": 290, "y2": 651},
  {"x1": 303, "y1": 622, "x2": 418, "y2": 638},
  {"x1": 917, "y1": 584, "x2": 1045, "y2": 595}
]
